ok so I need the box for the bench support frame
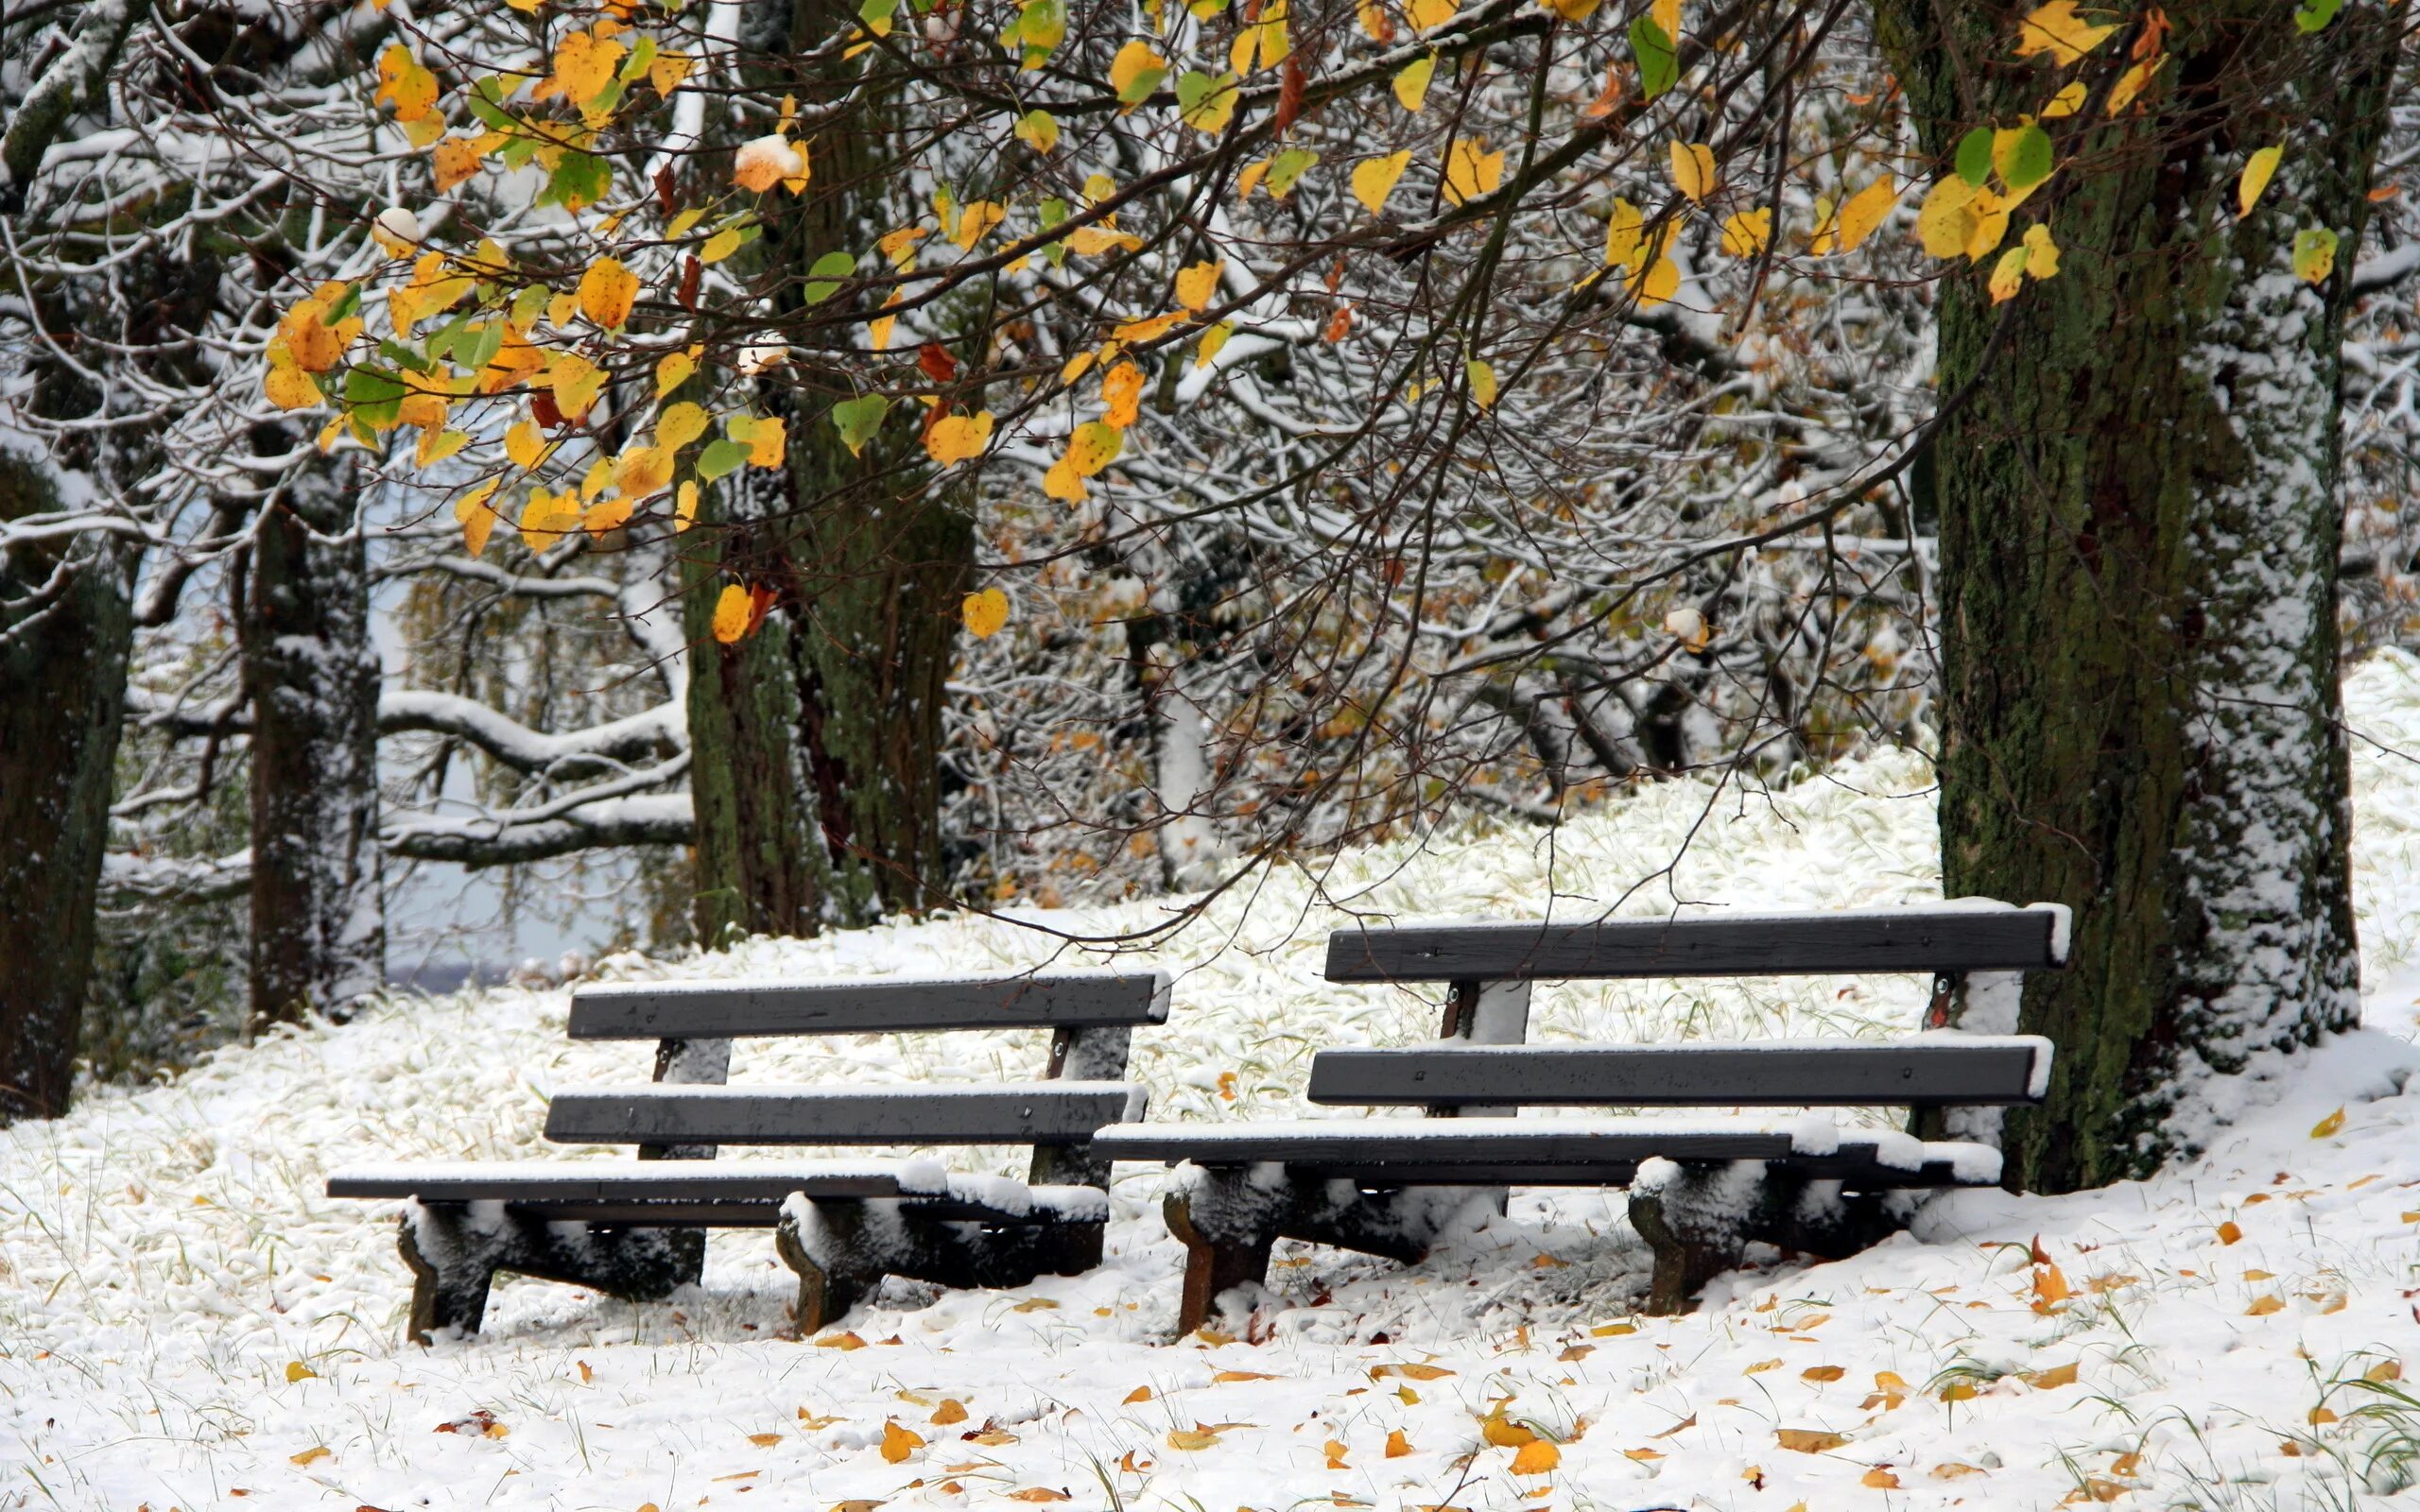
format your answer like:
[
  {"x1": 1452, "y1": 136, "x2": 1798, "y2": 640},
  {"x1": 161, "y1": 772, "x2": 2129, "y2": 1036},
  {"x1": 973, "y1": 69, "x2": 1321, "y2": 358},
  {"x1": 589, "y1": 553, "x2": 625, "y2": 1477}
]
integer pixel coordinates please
[
  {"x1": 769, "y1": 1022, "x2": 1131, "y2": 1328},
  {"x1": 397, "y1": 1206, "x2": 704, "y2": 1345},
  {"x1": 1626, "y1": 1160, "x2": 1903, "y2": 1314}
]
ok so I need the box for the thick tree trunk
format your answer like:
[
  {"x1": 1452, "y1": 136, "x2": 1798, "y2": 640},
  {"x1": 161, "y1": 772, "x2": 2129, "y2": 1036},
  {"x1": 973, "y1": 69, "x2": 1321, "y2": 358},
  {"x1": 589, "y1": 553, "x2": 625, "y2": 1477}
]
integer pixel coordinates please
[
  {"x1": 1876, "y1": 2, "x2": 2394, "y2": 1188},
  {"x1": 0, "y1": 455, "x2": 136, "y2": 1121},
  {"x1": 242, "y1": 449, "x2": 385, "y2": 1027},
  {"x1": 683, "y1": 464, "x2": 833, "y2": 945},
  {"x1": 678, "y1": 0, "x2": 974, "y2": 940}
]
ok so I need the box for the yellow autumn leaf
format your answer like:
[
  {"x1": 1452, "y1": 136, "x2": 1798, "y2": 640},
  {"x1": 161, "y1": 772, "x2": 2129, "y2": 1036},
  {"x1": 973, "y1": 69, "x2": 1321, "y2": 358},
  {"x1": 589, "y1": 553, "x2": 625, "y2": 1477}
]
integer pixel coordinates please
[
  {"x1": 263, "y1": 356, "x2": 322, "y2": 411},
  {"x1": 709, "y1": 585, "x2": 753, "y2": 644},
  {"x1": 700, "y1": 227, "x2": 744, "y2": 264},
  {"x1": 1915, "y1": 176, "x2": 1981, "y2": 258},
  {"x1": 1775, "y1": 1429, "x2": 1849, "y2": 1454},
  {"x1": 1393, "y1": 54, "x2": 1436, "y2": 112},
  {"x1": 1465, "y1": 359, "x2": 1498, "y2": 409},
  {"x1": 925, "y1": 410, "x2": 994, "y2": 465},
  {"x1": 547, "y1": 352, "x2": 605, "y2": 421},
  {"x1": 1195, "y1": 321, "x2": 1232, "y2": 369},
  {"x1": 2022, "y1": 221, "x2": 2061, "y2": 278},
  {"x1": 415, "y1": 427, "x2": 471, "y2": 468},
  {"x1": 1720, "y1": 208, "x2": 1772, "y2": 257},
  {"x1": 2218, "y1": 1219, "x2": 2244, "y2": 1245},
  {"x1": 1509, "y1": 1440, "x2": 1560, "y2": 1475},
  {"x1": 504, "y1": 420, "x2": 548, "y2": 470},
  {"x1": 673, "y1": 479, "x2": 699, "y2": 532},
  {"x1": 290, "y1": 1446, "x2": 333, "y2": 1467},
  {"x1": 1406, "y1": 0, "x2": 1455, "y2": 27},
  {"x1": 1801, "y1": 1366, "x2": 1846, "y2": 1382},
  {"x1": 286, "y1": 1360, "x2": 320, "y2": 1383},
  {"x1": 2106, "y1": 52, "x2": 2164, "y2": 115},
  {"x1": 1603, "y1": 198, "x2": 1645, "y2": 267},
  {"x1": 517, "y1": 488, "x2": 581, "y2": 551},
  {"x1": 583, "y1": 496, "x2": 633, "y2": 535},
  {"x1": 577, "y1": 256, "x2": 639, "y2": 329},
  {"x1": 1235, "y1": 159, "x2": 1270, "y2": 201},
  {"x1": 1835, "y1": 178, "x2": 1900, "y2": 253},
  {"x1": 741, "y1": 414, "x2": 786, "y2": 468},
  {"x1": 1175, "y1": 259, "x2": 1224, "y2": 312},
  {"x1": 880, "y1": 1420, "x2": 925, "y2": 1463},
  {"x1": 1167, "y1": 1428, "x2": 1221, "y2": 1451},
  {"x1": 1109, "y1": 40, "x2": 1167, "y2": 104},
  {"x1": 931, "y1": 1399, "x2": 969, "y2": 1425},
  {"x1": 1988, "y1": 245, "x2": 2030, "y2": 303},
  {"x1": 432, "y1": 135, "x2": 483, "y2": 192},
  {"x1": 2026, "y1": 1362, "x2": 2080, "y2": 1389},
  {"x1": 614, "y1": 444, "x2": 673, "y2": 500},
  {"x1": 1354, "y1": 151, "x2": 1412, "y2": 215},
  {"x1": 1478, "y1": 1412, "x2": 1536, "y2": 1448},
  {"x1": 1668, "y1": 141, "x2": 1717, "y2": 203},
  {"x1": 1653, "y1": 0, "x2": 1680, "y2": 33},
  {"x1": 649, "y1": 50, "x2": 694, "y2": 95},
  {"x1": 657, "y1": 403, "x2": 710, "y2": 451},
  {"x1": 1100, "y1": 362, "x2": 1146, "y2": 427},
  {"x1": 2013, "y1": 0, "x2": 2117, "y2": 65},
  {"x1": 454, "y1": 478, "x2": 503, "y2": 557},
  {"x1": 2239, "y1": 146, "x2": 2283, "y2": 217},
  {"x1": 1630, "y1": 255, "x2": 1679, "y2": 307},
  {"x1": 1065, "y1": 421, "x2": 1124, "y2": 477},
  {"x1": 1862, "y1": 1467, "x2": 1901, "y2": 1488},
  {"x1": 734, "y1": 134, "x2": 796, "y2": 193},
  {"x1": 2311, "y1": 1106, "x2": 2345, "y2": 1138},
  {"x1": 1385, "y1": 1429, "x2": 1412, "y2": 1457},
  {"x1": 374, "y1": 44, "x2": 439, "y2": 124},
  {"x1": 2246, "y1": 1295, "x2": 2285, "y2": 1316},
  {"x1": 1442, "y1": 138, "x2": 1504, "y2": 207}
]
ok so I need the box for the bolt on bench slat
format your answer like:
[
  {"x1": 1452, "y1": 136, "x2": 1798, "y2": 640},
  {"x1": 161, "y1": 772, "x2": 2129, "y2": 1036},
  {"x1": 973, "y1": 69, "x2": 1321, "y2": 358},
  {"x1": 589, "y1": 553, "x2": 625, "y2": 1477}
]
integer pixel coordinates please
[
  {"x1": 1309, "y1": 1038, "x2": 2051, "y2": 1108},
  {"x1": 567, "y1": 970, "x2": 1172, "y2": 1040}
]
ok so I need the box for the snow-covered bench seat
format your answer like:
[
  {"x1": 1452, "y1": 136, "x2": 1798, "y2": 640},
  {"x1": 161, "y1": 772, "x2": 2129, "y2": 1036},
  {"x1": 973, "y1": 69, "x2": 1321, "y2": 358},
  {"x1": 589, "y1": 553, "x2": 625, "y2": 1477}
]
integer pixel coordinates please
[
  {"x1": 1093, "y1": 904, "x2": 2066, "y2": 1328},
  {"x1": 327, "y1": 971, "x2": 1166, "y2": 1343}
]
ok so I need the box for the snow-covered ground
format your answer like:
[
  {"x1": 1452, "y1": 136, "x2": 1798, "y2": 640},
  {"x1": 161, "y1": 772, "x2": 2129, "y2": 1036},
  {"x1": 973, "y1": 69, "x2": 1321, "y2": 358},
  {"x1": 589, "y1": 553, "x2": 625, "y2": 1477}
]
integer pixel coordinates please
[{"x1": 12, "y1": 659, "x2": 2420, "y2": 1511}]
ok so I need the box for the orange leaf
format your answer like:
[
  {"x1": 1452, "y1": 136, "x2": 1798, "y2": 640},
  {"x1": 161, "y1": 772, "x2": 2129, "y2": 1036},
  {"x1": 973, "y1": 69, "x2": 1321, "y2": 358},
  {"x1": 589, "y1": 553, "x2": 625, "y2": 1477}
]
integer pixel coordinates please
[
  {"x1": 880, "y1": 1420, "x2": 925, "y2": 1463},
  {"x1": 1775, "y1": 1429, "x2": 1849, "y2": 1454},
  {"x1": 1509, "y1": 1440, "x2": 1560, "y2": 1475}
]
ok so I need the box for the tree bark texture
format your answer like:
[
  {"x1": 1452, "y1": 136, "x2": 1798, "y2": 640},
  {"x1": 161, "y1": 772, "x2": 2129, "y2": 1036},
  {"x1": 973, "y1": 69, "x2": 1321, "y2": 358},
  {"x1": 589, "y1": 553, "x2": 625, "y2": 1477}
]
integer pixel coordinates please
[
  {"x1": 1875, "y1": 2, "x2": 2394, "y2": 1189},
  {"x1": 679, "y1": 0, "x2": 975, "y2": 941},
  {"x1": 242, "y1": 445, "x2": 386, "y2": 1026},
  {"x1": 0, "y1": 455, "x2": 136, "y2": 1121},
  {"x1": 683, "y1": 462, "x2": 834, "y2": 945}
]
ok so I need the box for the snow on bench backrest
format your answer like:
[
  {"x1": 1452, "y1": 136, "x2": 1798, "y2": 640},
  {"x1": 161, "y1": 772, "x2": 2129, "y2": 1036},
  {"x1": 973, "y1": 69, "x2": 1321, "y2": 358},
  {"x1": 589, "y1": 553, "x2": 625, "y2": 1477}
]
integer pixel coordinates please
[{"x1": 567, "y1": 969, "x2": 1173, "y2": 1040}]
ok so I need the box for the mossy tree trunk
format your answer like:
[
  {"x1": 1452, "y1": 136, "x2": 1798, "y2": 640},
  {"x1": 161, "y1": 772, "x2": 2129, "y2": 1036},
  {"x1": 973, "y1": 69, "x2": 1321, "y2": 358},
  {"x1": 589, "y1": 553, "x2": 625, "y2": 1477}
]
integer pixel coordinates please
[
  {"x1": 0, "y1": 456, "x2": 136, "y2": 1121},
  {"x1": 242, "y1": 443, "x2": 385, "y2": 1027},
  {"x1": 1876, "y1": 2, "x2": 2395, "y2": 1190},
  {"x1": 681, "y1": 0, "x2": 975, "y2": 943}
]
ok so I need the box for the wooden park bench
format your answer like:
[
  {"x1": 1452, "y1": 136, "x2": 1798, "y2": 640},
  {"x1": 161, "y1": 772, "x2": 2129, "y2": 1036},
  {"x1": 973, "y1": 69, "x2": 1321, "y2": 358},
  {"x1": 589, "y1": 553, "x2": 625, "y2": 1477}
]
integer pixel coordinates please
[
  {"x1": 1093, "y1": 904, "x2": 2066, "y2": 1332},
  {"x1": 328, "y1": 970, "x2": 1167, "y2": 1343}
]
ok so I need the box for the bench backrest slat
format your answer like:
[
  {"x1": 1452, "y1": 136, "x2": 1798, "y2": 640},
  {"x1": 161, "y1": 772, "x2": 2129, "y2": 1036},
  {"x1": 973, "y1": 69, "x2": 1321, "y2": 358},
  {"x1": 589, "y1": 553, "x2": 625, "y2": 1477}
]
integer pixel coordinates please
[
  {"x1": 1324, "y1": 906, "x2": 2066, "y2": 984},
  {"x1": 1308, "y1": 1040, "x2": 2050, "y2": 1108},
  {"x1": 545, "y1": 1085, "x2": 1146, "y2": 1147},
  {"x1": 569, "y1": 971, "x2": 1171, "y2": 1040}
]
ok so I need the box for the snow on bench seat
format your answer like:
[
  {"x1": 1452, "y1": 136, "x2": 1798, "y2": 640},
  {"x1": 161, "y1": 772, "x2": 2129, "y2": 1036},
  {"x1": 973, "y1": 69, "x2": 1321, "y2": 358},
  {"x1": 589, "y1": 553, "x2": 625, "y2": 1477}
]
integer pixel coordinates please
[
  {"x1": 1097, "y1": 1115, "x2": 2003, "y2": 1187},
  {"x1": 326, "y1": 1159, "x2": 1112, "y2": 1227}
]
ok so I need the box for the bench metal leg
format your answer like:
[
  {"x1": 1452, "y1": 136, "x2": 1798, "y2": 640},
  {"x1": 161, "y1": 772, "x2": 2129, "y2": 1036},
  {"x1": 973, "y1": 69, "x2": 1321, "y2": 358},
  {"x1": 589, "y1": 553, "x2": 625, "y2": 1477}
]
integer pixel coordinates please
[
  {"x1": 1164, "y1": 1167, "x2": 1489, "y2": 1334},
  {"x1": 398, "y1": 1205, "x2": 704, "y2": 1344},
  {"x1": 774, "y1": 1197, "x2": 1105, "y2": 1333}
]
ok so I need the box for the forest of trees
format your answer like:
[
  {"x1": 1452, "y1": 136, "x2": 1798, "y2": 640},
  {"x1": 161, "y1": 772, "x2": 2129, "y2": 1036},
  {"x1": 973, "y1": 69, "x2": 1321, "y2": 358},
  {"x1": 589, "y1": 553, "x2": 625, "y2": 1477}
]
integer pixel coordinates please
[{"x1": 1, "y1": 0, "x2": 2412, "y2": 1192}]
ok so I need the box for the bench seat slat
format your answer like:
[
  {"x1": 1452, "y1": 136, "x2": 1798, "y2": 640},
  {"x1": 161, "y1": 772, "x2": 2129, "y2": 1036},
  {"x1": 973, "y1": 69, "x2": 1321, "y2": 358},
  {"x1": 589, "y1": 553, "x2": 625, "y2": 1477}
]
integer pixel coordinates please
[
  {"x1": 543, "y1": 1082, "x2": 1147, "y2": 1147},
  {"x1": 1309, "y1": 1037, "x2": 2052, "y2": 1108},
  {"x1": 326, "y1": 1160, "x2": 929, "y2": 1203},
  {"x1": 569, "y1": 971, "x2": 1171, "y2": 1040},
  {"x1": 325, "y1": 1162, "x2": 1113, "y2": 1226},
  {"x1": 1092, "y1": 1116, "x2": 2003, "y2": 1186},
  {"x1": 1324, "y1": 904, "x2": 2066, "y2": 983}
]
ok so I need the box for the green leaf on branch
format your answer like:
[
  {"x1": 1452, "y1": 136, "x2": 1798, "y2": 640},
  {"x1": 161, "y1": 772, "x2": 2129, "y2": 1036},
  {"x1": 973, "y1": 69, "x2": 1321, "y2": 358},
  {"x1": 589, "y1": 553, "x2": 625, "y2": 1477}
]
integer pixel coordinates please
[
  {"x1": 2292, "y1": 226, "x2": 2339, "y2": 284},
  {"x1": 343, "y1": 366, "x2": 406, "y2": 429},
  {"x1": 1630, "y1": 17, "x2": 1676, "y2": 100},
  {"x1": 831, "y1": 395, "x2": 891, "y2": 456},
  {"x1": 804, "y1": 250, "x2": 858, "y2": 302},
  {"x1": 1995, "y1": 124, "x2": 2053, "y2": 193},
  {"x1": 1955, "y1": 128, "x2": 1994, "y2": 187},
  {"x1": 2294, "y1": 0, "x2": 2341, "y2": 32},
  {"x1": 544, "y1": 151, "x2": 613, "y2": 211},
  {"x1": 696, "y1": 438, "x2": 751, "y2": 480}
]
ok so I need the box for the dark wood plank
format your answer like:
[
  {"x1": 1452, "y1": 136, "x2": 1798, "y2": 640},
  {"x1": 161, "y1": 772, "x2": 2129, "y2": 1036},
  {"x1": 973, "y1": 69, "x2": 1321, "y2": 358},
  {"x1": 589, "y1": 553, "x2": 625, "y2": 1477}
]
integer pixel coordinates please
[
  {"x1": 325, "y1": 1161, "x2": 921, "y2": 1203},
  {"x1": 569, "y1": 971, "x2": 1171, "y2": 1040},
  {"x1": 1092, "y1": 1124, "x2": 1993, "y2": 1187},
  {"x1": 1309, "y1": 1039, "x2": 2050, "y2": 1108},
  {"x1": 1323, "y1": 906, "x2": 2066, "y2": 983},
  {"x1": 544, "y1": 1083, "x2": 1147, "y2": 1147}
]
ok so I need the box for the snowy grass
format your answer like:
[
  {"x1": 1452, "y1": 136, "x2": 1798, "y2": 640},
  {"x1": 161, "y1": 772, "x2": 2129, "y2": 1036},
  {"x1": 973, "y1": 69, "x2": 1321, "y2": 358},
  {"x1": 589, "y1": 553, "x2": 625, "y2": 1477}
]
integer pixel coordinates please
[{"x1": 9, "y1": 654, "x2": 2420, "y2": 1508}]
